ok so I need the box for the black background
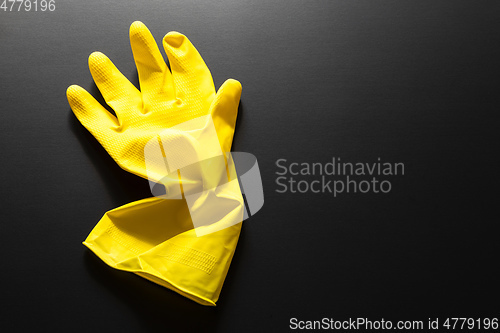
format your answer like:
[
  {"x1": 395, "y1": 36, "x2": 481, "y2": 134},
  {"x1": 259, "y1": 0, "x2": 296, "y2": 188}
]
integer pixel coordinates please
[{"x1": 1, "y1": 1, "x2": 499, "y2": 332}]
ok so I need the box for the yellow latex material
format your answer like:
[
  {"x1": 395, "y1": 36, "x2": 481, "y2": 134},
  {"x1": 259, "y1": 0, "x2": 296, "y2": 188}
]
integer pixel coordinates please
[
  {"x1": 67, "y1": 21, "x2": 241, "y2": 179},
  {"x1": 84, "y1": 197, "x2": 242, "y2": 306},
  {"x1": 67, "y1": 22, "x2": 243, "y2": 305}
]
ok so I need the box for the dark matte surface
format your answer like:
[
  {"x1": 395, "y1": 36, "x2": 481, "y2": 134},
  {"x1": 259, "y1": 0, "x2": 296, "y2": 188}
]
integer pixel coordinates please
[{"x1": 1, "y1": 1, "x2": 499, "y2": 332}]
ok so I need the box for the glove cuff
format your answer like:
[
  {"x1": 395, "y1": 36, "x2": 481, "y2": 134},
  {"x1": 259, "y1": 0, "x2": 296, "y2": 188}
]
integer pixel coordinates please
[{"x1": 83, "y1": 196, "x2": 241, "y2": 306}]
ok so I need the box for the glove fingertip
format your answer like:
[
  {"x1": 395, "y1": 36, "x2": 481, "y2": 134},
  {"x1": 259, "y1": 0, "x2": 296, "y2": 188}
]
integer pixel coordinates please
[
  {"x1": 66, "y1": 85, "x2": 85, "y2": 107},
  {"x1": 163, "y1": 31, "x2": 185, "y2": 49},
  {"x1": 88, "y1": 51, "x2": 110, "y2": 75},
  {"x1": 129, "y1": 21, "x2": 149, "y2": 41},
  {"x1": 220, "y1": 79, "x2": 242, "y2": 102},
  {"x1": 88, "y1": 51, "x2": 105, "y2": 62},
  {"x1": 130, "y1": 20, "x2": 146, "y2": 31},
  {"x1": 66, "y1": 84, "x2": 81, "y2": 98}
]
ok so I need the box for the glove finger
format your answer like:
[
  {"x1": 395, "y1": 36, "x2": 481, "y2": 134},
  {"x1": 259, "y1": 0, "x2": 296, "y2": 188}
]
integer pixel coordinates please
[
  {"x1": 67, "y1": 84, "x2": 119, "y2": 141},
  {"x1": 88, "y1": 52, "x2": 142, "y2": 119},
  {"x1": 129, "y1": 21, "x2": 174, "y2": 102},
  {"x1": 163, "y1": 32, "x2": 215, "y2": 102},
  {"x1": 210, "y1": 79, "x2": 242, "y2": 153}
]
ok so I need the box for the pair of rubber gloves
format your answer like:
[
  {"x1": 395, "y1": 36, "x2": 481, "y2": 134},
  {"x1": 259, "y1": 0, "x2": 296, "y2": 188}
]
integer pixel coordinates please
[{"x1": 67, "y1": 21, "x2": 243, "y2": 306}]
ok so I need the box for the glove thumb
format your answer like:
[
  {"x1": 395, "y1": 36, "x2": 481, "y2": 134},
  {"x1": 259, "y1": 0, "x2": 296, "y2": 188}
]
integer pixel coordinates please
[{"x1": 210, "y1": 79, "x2": 242, "y2": 153}]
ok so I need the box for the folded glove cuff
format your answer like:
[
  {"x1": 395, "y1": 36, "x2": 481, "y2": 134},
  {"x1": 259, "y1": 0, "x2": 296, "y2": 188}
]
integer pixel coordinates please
[{"x1": 83, "y1": 197, "x2": 242, "y2": 306}]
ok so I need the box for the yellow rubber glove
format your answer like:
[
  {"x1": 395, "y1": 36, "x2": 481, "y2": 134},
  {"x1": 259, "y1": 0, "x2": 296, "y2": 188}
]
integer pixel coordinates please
[{"x1": 67, "y1": 22, "x2": 243, "y2": 305}]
